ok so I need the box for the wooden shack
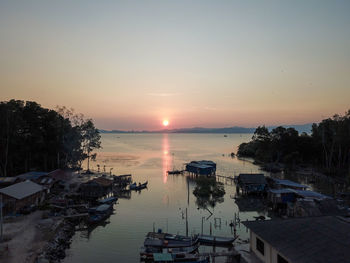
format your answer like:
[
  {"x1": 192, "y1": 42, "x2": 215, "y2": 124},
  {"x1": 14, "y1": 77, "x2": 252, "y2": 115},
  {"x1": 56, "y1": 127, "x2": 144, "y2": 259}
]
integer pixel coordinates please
[
  {"x1": 236, "y1": 173, "x2": 267, "y2": 195},
  {"x1": 185, "y1": 160, "x2": 216, "y2": 176},
  {"x1": 0, "y1": 180, "x2": 46, "y2": 214}
]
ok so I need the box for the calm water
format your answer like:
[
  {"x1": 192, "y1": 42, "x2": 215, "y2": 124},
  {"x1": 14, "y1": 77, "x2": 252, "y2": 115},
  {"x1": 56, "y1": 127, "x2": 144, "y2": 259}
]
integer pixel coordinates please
[{"x1": 64, "y1": 133, "x2": 267, "y2": 263}]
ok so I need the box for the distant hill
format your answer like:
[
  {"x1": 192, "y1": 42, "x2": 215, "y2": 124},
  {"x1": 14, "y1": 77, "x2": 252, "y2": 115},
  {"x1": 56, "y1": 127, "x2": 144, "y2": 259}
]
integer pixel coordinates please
[{"x1": 99, "y1": 123, "x2": 313, "y2": 134}]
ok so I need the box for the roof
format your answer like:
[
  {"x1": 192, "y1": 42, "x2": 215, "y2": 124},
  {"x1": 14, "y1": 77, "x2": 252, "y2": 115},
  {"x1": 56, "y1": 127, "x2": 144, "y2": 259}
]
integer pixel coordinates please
[
  {"x1": 294, "y1": 189, "x2": 329, "y2": 200},
  {"x1": 0, "y1": 180, "x2": 44, "y2": 199},
  {"x1": 187, "y1": 160, "x2": 216, "y2": 168},
  {"x1": 0, "y1": 177, "x2": 19, "y2": 183},
  {"x1": 92, "y1": 177, "x2": 113, "y2": 187},
  {"x1": 16, "y1": 171, "x2": 48, "y2": 180},
  {"x1": 243, "y1": 216, "x2": 350, "y2": 263},
  {"x1": 48, "y1": 169, "x2": 72, "y2": 182},
  {"x1": 269, "y1": 188, "x2": 295, "y2": 194},
  {"x1": 238, "y1": 174, "x2": 266, "y2": 185},
  {"x1": 273, "y1": 178, "x2": 309, "y2": 189}
]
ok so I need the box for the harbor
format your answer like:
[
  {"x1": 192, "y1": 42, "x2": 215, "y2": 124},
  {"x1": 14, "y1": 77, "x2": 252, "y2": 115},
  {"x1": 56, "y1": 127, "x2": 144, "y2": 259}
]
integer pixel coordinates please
[{"x1": 1, "y1": 133, "x2": 349, "y2": 263}]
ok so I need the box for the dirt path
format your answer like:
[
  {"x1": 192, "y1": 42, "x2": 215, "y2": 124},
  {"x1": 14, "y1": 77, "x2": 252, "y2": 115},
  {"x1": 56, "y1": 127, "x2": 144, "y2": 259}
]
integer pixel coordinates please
[{"x1": 1, "y1": 211, "x2": 48, "y2": 263}]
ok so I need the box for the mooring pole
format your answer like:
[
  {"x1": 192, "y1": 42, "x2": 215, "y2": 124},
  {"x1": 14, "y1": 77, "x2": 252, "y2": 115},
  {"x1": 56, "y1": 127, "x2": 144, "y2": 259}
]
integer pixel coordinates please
[
  {"x1": 201, "y1": 217, "x2": 204, "y2": 235},
  {"x1": 185, "y1": 208, "x2": 188, "y2": 237},
  {"x1": 0, "y1": 194, "x2": 3, "y2": 242}
]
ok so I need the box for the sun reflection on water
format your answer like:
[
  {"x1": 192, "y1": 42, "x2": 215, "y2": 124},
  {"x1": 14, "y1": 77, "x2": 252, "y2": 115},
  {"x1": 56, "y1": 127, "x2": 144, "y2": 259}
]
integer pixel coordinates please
[{"x1": 162, "y1": 133, "x2": 171, "y2": 184}]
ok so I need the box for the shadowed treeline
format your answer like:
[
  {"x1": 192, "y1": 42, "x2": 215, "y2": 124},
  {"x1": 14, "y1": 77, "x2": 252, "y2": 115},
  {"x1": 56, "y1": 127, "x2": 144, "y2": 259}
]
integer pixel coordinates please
[
  {"x1": 238, "y1": 110, "x2": 350, "y2": 177},
  {"x1": 0, "y1": 100, "x2": 101, "y2": 177}
]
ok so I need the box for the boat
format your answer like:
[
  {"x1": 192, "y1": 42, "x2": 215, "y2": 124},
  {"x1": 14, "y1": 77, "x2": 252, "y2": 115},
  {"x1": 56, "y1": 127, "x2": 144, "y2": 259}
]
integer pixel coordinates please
[
  {"x1": 88, "y1": 204, "x2": 113, "y2": 224},
  {"x1": 144, "y1": 232, "x2": 199, "y2": 248},
  {"x1": 143, "y1": 253, "x2": 209, "y2": 263},
  {"x1": 130, "y1": 181, "x2": 148, "y2": 190},
  {"x1": 198, "y1": 234, "x2": 238, "y2": 246},
  {"x1": 98, "y1": 196, "x2": 118, "y2": 204},
  {"x1": 140, "y1": 243, "x2": 199, "y2": 260},
  {"x1": 167, "y1": 170, "x2": 183, "y2": 175}
]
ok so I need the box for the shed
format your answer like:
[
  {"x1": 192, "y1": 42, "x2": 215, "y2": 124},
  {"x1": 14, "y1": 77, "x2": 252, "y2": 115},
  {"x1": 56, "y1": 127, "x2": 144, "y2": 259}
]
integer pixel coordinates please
[
  {"x1": 236, "y1": 173, "x2": 267, "y2": 194},
  {"x1": 185, "y1": 160, "x2": 216, "y2": 176},
  {"x1": 243, "y1": 216, "x2": 350, "y2": 263},
  {"x1": 0, "y1": 180, "x2": 45, "y2": 214}
]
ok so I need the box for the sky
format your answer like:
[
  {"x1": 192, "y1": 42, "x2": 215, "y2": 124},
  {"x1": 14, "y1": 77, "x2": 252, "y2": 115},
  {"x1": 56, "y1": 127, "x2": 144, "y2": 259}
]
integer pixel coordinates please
[{"x1": 1, "y1": 0, "x2": 350, "y2": 130}]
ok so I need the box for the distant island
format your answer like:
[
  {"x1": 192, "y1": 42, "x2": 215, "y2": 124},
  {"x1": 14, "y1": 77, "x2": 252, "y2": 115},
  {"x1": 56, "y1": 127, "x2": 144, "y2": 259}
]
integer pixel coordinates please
[{"x1": 99, "y1": 123, "x2": 313, "y2": 134}]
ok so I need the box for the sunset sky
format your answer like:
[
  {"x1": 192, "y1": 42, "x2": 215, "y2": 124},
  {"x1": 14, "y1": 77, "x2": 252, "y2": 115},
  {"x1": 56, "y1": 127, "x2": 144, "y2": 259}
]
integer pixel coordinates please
[{"x1": 1, "y1": 1, "x2": 349, "y2": 130}]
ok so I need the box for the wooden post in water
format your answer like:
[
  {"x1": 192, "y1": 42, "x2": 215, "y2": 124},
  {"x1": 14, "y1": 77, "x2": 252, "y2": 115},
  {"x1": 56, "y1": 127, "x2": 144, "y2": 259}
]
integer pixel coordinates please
[
  {"x1": 153, "y1": 222, "x2": 155, "y2": 232},
  {"x1": 201, "y1": 217, "x2": 204, "y2": 235},
  {"x1": 0, "y1": 194, "x2": 3, "y2": 242},
  {"x1": 185, "y1": 208, "x2": 188, "y2": 237},
  {"x1": 210, "y1": 222, "x2": 212, "y2": 236}
]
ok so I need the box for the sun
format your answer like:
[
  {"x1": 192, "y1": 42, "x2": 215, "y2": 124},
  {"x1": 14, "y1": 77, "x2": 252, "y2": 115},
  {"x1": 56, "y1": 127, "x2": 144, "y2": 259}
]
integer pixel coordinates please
[{"x1": 162, "y1": 120, "x2": 169, "y2": 127}]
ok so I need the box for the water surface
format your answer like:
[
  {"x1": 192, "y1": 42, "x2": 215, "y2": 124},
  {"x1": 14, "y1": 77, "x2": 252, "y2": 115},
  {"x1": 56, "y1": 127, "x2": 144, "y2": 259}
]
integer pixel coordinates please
[{"x1": 64, "y1": 133, "x2": 266, "y2": 263}]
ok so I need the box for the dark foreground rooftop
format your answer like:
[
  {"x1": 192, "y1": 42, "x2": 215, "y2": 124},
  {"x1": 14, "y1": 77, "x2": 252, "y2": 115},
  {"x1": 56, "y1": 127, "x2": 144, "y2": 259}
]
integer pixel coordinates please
[{"x1": 244, "y1": 216, "x2": 350, "y2": 263}]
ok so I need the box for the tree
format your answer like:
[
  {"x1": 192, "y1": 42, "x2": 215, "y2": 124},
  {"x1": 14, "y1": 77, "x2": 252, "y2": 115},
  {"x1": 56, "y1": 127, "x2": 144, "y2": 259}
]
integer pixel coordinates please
[{"x1": 80, "y1": 119, "x2": 101, "y2": 172}]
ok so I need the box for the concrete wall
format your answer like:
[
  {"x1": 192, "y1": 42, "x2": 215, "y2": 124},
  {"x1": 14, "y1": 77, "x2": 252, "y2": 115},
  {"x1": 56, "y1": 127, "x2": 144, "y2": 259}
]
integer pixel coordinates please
[{"x1": 250, "y1": 232, "x2": 291, "y2": 263}]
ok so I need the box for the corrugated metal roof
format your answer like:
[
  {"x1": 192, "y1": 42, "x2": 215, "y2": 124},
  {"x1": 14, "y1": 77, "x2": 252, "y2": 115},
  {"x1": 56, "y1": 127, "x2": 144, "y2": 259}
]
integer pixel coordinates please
[
  {"x1": 16, "y1": 171, "x2": 48, "y2": 180},
  {"x1": 269, "y1": 188, "x2": 295, "y2": 194},
  {"x1": 0, "y1": 177, "x2": 18, "y2": 183},
  {"x1": 238, "y1": 174, "x2": 266, "y2": 184},
  {"x1": 0, "y1": 180, "x2": 44, "y2": 199},
  {"x1": 273, "y1": 178, "x2": 309, "y2": 189},
  {"x1": 294, "y1": 189, "x2": 329, "y2": 199},
  {"x1": 243, "y1": 216, "x2": 350, "y2": 263}
]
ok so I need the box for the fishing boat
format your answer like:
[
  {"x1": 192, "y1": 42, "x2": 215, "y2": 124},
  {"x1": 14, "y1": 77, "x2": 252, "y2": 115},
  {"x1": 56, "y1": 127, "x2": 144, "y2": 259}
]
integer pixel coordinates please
[
  {"x1": 88, "y1": 204, "x2": 113, "y2": 224},
  {"x1": 144, "y1": 232, "x2": 199, "y2": 248},
  {"x1": 167, "y1": 170, "x2": 183, "y2": 175},
  {"x1": 130, "y1": 181, "x2": 148, "y2": 190},
  {"x1": 140, "y1": 243, "x2": 199, "y2": 260},
  {"x1": 198, "y1": 234, "x2": 238, "y2": 246},
  {"x1": 98, "y1": 196, "x2": 118, "y2": 204},
  {"x1": 144, "y1": 253, "x2": 209, "y2": 263}
]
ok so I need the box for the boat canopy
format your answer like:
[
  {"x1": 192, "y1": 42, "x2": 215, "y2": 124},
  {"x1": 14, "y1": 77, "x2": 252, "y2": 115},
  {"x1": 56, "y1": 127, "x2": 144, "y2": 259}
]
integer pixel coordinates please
[{"x1": 153, "y1": 253, "x2": 173, "y2": 262}]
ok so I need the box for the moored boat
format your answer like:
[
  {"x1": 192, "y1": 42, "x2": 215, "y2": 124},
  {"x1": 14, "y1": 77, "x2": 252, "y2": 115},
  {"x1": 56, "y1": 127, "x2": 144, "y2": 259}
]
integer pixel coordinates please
[
  {"x1": 88, "y1": 204, "x2": 113, "y2": 224},
  {"x1": 98, "y1": 196, "x2": 118, "y2": 204},
  {"x1": 140, "y1": 243, "x2": 199, "y2": 260},
  {"x1": 198, "y1": 234, "x2": 238, "y2": 246},
  {"x1": 130, "y1": 181, "x2": 148, "y2": 190},
  {"x1": 144, "y1": 232, "x2": 199, "y2": 248},
  {"x1": 144, "y1": 253, "x2": 209, "y2": 263}
]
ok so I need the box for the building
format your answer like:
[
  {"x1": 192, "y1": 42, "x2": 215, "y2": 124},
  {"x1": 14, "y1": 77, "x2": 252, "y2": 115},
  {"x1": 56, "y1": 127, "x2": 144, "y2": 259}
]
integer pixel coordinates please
[
  {"x1": 267, "y1": 178, "x2": 308, "y2": 190},
  {"x1": 0, "y1": 177, "x2": 21, "y2": 188},
  {"x1": 243, "y1": 216, "x2": 350, "y2": 263},
  {"x1": 236, "y1": 174, "x2": 267, "y2": 195},
  {"x1": 0, "y1": 180, "x2": 46, "y2": 214},
  {"x1": 185, "y1": 160, "x2": 216, "y2": 176}
]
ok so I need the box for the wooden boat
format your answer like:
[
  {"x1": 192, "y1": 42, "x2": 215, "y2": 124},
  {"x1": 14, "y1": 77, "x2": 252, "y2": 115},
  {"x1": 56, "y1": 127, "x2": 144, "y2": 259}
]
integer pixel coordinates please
[
  {"x1": 145, "y1": 232, "x2": 199, "y2": 248},
  {"x1": 167, "y1": 170, "x2": 183, "y2": 175},
  {"x1": 142, "y1": 253, "x2": 209, "y2": 263},
  {"x1": 198, "y1": 234, "x2": 238, "y2": 246},
  {"x1": 130, "y1": 181, "x2": 148, "y2": 190},
  {"x1": 88, "y1": 204, "x2": 113, "y2": 224},
  {"x1": 140, "y1": 243, "x2": 199, "y2": 260},
  {"x1": 98, "y1": 196, "x2": 118, "y2": 204}
]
